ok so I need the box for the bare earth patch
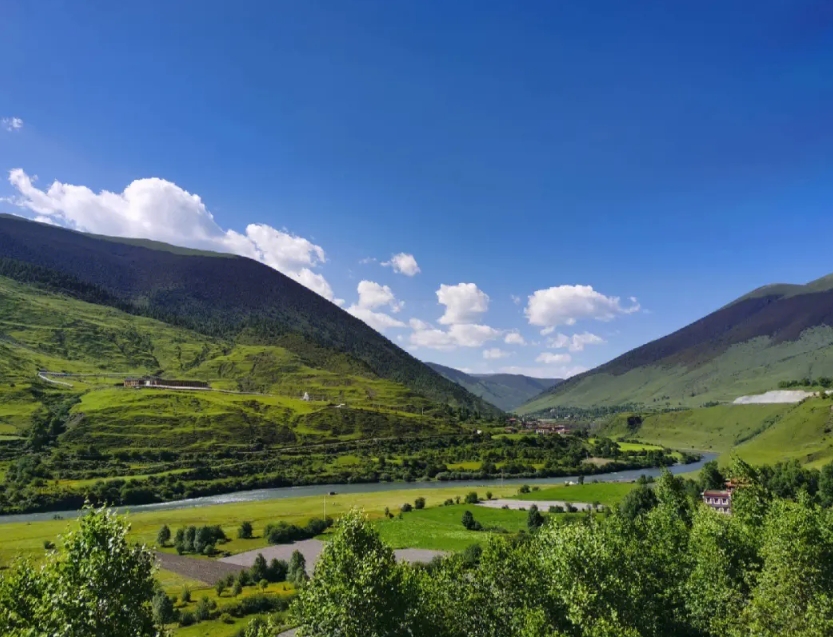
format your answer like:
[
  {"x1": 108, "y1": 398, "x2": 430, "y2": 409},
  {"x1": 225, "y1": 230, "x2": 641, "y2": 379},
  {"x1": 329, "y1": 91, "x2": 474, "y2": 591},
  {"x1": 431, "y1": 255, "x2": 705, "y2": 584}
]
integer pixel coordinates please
[
  {"x1": 155, "y1": 552, "x2": 246, "y2": 585},
  {"x1": 220, "y1": 539, "x2": 447, "y2": 571},
  {"x1": 478, "y1": 498, "x2": 596, "y2": 511}
]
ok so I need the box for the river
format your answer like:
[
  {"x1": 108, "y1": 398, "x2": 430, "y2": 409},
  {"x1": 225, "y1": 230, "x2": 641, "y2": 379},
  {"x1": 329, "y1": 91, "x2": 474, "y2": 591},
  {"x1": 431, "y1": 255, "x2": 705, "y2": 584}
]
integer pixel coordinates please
[{"x1": 0, "y1": 453, "x2": 717, "y2": 525}]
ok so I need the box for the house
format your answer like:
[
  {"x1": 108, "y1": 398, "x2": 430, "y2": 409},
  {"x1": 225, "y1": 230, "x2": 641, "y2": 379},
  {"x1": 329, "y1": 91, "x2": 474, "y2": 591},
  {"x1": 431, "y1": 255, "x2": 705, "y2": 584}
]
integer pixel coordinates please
[
  {"x1": 702, "y1": 481, "x2": 737, "y2": 515},
  {"x1": 124, "y1": 377, "x2": 209, "y2": 390}
]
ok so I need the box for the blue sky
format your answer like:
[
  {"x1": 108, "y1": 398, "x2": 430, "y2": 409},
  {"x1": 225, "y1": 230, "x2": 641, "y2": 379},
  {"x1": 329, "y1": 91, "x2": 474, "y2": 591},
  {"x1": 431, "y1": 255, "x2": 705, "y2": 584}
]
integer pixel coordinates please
[{"x1": 2, "y1": 1, "x2": 833, "y2": 377}]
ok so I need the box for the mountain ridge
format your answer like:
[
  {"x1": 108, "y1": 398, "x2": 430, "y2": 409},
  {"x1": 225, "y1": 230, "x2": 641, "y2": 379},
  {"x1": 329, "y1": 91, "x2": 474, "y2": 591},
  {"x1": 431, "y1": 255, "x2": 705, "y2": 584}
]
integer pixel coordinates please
[
  {"x1": 519, "y1": 273, "x2": 833, "y2": 413},
  {"x1": 0, "y1": 214, "x2": 499, "y2": 415},
  {"x1": 426, "y1": 362, "x2": 561, "y2": 411}
]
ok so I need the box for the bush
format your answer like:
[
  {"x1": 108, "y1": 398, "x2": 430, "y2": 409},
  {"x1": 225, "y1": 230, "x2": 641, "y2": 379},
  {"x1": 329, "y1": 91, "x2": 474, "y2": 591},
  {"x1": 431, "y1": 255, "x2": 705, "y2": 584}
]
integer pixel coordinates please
[
  {"x1": 238, "y1": 521, "x2": 253, "y2": 539},
  {"x1": 215, "y1": 579, "x2": 227, "y2": 596},
  {"x1": 462, "y1": 510, "x2": 481, "y2": 530},
  {"x1": 43, "y1": 540, "x2": 55, "y2": 550},
  {"x1": 156, "y1": 524, "x2": 171, "y2": 546},
  {"x1": 485, "y1": 491, "x2": 492, "y2": 500},
  {"x1": 519, "y1": 484, "x2": 531, "y2": 494},
  {"x1": 400, "y1": 503, "x2": 413, "y2": 513},
  {"x1": 464, "y1": 491, "x2": 479, "y2": 504},
  {"x1": 179, "y1": 611, "x2": 195, "y2": 627},
  {"x1": 180, "y1": 587, "x2": 191, "y2": 604},
  {"x1": 152, "y1": 590, "x2": 175, "y2": 625},
  {"x1": 414, "y1": 497, "x2": 426, "y2": 510},
  {"x1": 220, "y1": 612, "x2": 234, "y2": 624},
  {"x1": 549, "y1": 505, "x2": 564, "y2": 513},
  {"x1": 443, "y1": 498, "x2": 454, "y2": 506},
  {"x1": 232, "y1": 580, "x2": 243, "y2": 597},
  {"x1": 195, "y1": 596, "x2": 212, "y2": 621},
  {"x1": 267, "y1": 558, "x2": 288, "y2": 582}
]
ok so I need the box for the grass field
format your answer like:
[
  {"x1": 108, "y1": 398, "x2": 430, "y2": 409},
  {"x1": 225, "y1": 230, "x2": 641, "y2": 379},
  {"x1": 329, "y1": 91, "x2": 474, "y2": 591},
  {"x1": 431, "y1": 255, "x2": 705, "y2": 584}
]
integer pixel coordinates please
[
  {"x1": 375, "y1": 504, "x2": 530, "y2": 552},
  {"x1": 512, "y1": 482, "x2": 636, "y2": 507}
]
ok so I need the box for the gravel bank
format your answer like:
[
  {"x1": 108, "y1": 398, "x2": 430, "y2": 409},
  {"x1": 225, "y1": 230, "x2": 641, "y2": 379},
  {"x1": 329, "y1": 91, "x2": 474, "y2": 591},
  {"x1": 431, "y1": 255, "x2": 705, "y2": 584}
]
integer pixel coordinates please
[{"x1": 477, "y1": 498, "x2": 597, "y2": 512}]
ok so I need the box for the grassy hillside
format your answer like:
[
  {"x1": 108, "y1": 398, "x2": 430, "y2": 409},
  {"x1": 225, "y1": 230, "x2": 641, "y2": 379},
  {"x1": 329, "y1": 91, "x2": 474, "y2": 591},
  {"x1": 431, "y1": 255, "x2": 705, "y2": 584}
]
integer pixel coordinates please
[
  {"x1": 519, "y1": 268, "x2": 833, "y2": 412},
  {"x1": 0, "y1": 275, "x2": 462, "y2": 451},
  {"x1": 599, "y1": 397, "x2": 833, "y2": 468},
  {"x1": 0, "y1": 214, "x2": 498, "y2": 416},
  {"x1": 427, "y1": 362, "x2": 560, "y2": 411}
]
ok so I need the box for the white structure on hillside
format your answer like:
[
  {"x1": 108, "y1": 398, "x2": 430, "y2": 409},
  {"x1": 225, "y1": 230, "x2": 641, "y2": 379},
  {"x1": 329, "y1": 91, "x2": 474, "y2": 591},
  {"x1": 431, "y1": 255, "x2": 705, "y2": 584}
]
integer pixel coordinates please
[{"x1": 302, "y1": 392, "x2": 310, "y2": 401}]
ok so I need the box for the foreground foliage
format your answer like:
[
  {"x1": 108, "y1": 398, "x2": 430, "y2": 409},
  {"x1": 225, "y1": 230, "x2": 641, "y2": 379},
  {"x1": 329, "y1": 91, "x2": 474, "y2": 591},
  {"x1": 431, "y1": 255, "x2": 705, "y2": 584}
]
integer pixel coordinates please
[
  {"x1": 0, "y1": 505, "x2": 162, "y2": 636},
  {"x1": 289, "y1": 461, "x2": 833, "y2": 637}
]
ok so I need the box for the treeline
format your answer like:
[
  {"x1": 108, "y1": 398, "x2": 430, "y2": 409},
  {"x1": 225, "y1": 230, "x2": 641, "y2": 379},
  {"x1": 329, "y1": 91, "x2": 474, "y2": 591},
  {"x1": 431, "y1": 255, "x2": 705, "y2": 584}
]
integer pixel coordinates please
[
  {"x1": 283, "y1": 460, "x2": 833, "y2": 637},
  {"x1": 778, "y1": 377, "x2": 833, "y2": 389}
]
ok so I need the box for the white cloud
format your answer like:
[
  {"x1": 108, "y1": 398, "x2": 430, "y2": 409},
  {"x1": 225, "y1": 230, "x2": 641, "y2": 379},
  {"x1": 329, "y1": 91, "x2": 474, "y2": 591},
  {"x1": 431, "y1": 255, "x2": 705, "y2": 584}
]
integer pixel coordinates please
[
  {"x1": 511, "y1": 294, "x2": 522, "y2": 305},
  {"x1": 547, "y1": 331, "x2": 605, "y2": 352},
  {"x1": 536, "y1": 352, "x2": 572, "y2": 364},
  {"x1": 540, "y1": 326, "x2": 555, "y2": 336},
  {"x1": 7, "y1": 168, "x2": 343, "y2": 303},
  {"x1": 346, "y1": 306, "x2": 406, "y2": 331},
  {"x1": 504, "y1": 332, "x2": 526, "y2": 346},
  {"x1": 382, "y1": 252, "x2": 420, "y2": 276},
  {"x1": 359, "y1": 257, "x2": 377, "y2": 264},
  {"x1": 500, "y1": 364, "x2": 588, "y2": 379},
  {"x1": 437, "y1": 282, "x2": 490, "y2": 325},
  {"x1": 483, "y1": 348, "x2": 511, "y2": 360},
  {"x1": 525, "y1": 284, "x2": 640, "y2": 328},
  {"x1": 408, "y1": 320, "x2": 500, "y2": 350},
  {"x1": 1, "y1": 117, "x2": 23, "y2": 132},
  {"x1": 355, "y1": 280, "x2": 403, "y2": 312},
  {"x1": 346, "y1": 280, "x2": 406, "y2": 331}
]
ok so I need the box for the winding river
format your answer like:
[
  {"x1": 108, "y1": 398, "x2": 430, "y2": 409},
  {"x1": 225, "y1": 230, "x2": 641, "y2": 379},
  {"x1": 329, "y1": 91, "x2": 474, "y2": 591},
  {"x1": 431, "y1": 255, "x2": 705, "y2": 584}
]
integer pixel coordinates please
[{"x1": 0, "y1": 453, "x2": 717, "y2": 525}]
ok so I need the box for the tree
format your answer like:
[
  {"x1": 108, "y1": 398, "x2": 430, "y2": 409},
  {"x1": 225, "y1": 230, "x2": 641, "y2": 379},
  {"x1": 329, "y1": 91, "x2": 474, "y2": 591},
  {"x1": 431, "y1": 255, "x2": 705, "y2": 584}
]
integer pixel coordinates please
[
  {"x1": 400, "y1": 503, "x2": 413, "y2": 513},
  {"x1": 251, "y1": 553, "x2": 269, "y2": 583},
  {"x1": 267, "y1": 558, "x2": 288, "y2": 582},
  {"x1": 238, "y1": 521, "x2": 254, "y2": 539},
  {"x1": 414, "y1": 497, "x2": 426, "y2": 510},
  {"x1": 292, "y1": 509, "x2": 412, "y2": 637},
  {"x1": 462, "y1": 510, "x2": 477, "y2": 530},
  {"x1": 215, "y1": 579, "x2": 227, "y2": 597},
  {"x1": 618, "y1": 483, "x2": 658, "y2": 520},
  {"x1": 288, "y1": 550, "x2": 308, "y2": 585},
  {"x1": 464, "y1": 491, "x2": 479, "y2": 504},
  {"x1": 152, "y1": 590, "x2": 175, "y2": 625},
  {"x1": 180, "y1": 586, "x2": 191, "y2": 604},
  {"x1": 195, "y1": 596, "x2": 211, "y2": 621},
  {"x1": 526, "y1": 505, "x2": 544, "y2": 530},
  {"x1": 699, "y1": 461, "x2": 725, "y2": 491},
  {"x1": 156, "y1": 524, "x2": 171, "y2": 547},
  {"x1": 0, "y1": 505, "x2": 160, "y2": 636}
]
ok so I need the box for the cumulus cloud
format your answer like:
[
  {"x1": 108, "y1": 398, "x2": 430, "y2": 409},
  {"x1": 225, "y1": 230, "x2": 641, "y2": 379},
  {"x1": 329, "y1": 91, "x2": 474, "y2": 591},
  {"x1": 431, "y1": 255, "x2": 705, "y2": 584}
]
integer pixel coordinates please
[
  {"x1": 2, "y1": 117, "x2": 23, "y2": 131},
  {"x1": 525, "y1": 284, "x2": 640, "y2": 328},
  {"x1": 500, "y1": 364, "x2": 588, "y2": 379},
  {"x1": 483, "y1": 348, "x2": 511, "y2": 360},
  {"x1": 7, "y1": 168, "x2": 343, "y2": 303},
  {"x1": 382, "y1": 252, "x2": 420, "y2": 276},
  {"x1": 408, "y1": 320, "x2": 501, "y2": 350},
  {"x1": 535, "y1": 352, "x2": 572, "y2": 364},
  {"x1": 437, "y1": 283, "x2": 490, "y2": 325},
  {"x1": 547, "y1": 331, "x2": 605, "y2": 352},
  {"x1": 504, "y1": 332, "x2": 526, "y2": 346},
  {"x1": 346, "y1": 280, "x2": 406, "y2": 331}
]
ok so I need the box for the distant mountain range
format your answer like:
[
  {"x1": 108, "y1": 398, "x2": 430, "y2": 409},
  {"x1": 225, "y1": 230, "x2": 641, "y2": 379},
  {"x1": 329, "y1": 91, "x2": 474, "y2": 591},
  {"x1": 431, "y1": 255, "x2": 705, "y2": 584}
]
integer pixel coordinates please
[
  {"x1": 519, "y1": 273, "x2": 833, "y2": 414},
  {"x1": 426, "y1": 362, "x2": 562, "y2": 411},
  {"x1": 0, "y1": 214, "x2": 499, "y2": 416}
]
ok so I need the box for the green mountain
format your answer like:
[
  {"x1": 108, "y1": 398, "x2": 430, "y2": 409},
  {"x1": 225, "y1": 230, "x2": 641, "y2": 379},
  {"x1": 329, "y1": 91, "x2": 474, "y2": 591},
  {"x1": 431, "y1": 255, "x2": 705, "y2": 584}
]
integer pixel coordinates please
[
  {"x1": 0, "y1": 214, "x2": 498, "y2": 417},
  {"x1": 519, "y1": 273, "x2": 833, "y2": 414},
  {"x1": 426, "y1": 362, "x2": 561, "y2": 411}
]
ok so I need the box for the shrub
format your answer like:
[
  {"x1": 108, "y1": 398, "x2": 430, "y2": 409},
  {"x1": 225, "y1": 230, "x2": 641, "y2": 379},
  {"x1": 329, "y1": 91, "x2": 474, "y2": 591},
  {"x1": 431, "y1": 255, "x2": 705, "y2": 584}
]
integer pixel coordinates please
[
  {"x1": 43, "y1": 540, "x2": 55, "y2": 550},
  {"x1": 215, "y1": 579, "x2": 227, "y2": 596},
  {"x1": 238, "y1": 521, "x2": 253, "y2": 539},
  {"x1": 237, "y1": 569, "x2": 251, "y2": 587},
  {"x1": 414, "y1": 497, "x2": 426, "y2": 510},
  {"x1": 519, "y1": 484, "x2": 531, "y2": 494},
  {"x1": 464, "y1": 491, "x2": 479, "y2": 504},
  {"x1": 220, "y1": 612, "x2": 234, "y2": 624},
  {"x1": 232, "y1": 580, "x2": 243, "y2": 597},
  {"x1": 152, "y1": 590, "x2": 175, "y2": 625},
  {"x1": 485, "y1": 491, "x2": 492, "y2": 500},
  {"x1": 401, "y1": 503, "x2": 413, "y2": 513},
  {"x1": 527, "y1": 504, "x2": 544, "y2": 530},
  {"x1": 179, "y1": 611, "x2": 195, "y2": 627},
  {"x1": 195, "y1": 596, "x2": 212, "y2": 621},
  {"x1": 549, "y1": 505, "x2": 564, "y2": 513},
  {"x1": 180, "y1": 587, "x2": 191, "y2": 604},
  {"x1": 156, "y1": 524, "x2": 171, "y2": 546},
  {"x1": 462, "y1": 510, "x2": 481, "y2": 530},
  {"x1": 259, "y1": 579, "x2": 269, "y2": 592},
  {"x1": 267, "y1": 558, "x2": 288, "y2": 582},
  {"x1": 444, "y1": 498, "x2": 454, "y2": 506}
]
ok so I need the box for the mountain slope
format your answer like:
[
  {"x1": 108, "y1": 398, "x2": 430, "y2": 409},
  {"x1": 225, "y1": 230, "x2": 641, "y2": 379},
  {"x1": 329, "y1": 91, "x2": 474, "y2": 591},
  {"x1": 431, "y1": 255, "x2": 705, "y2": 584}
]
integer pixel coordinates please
[
  {"x1": 0, "y1": 214, "x2": 498, "y2": 416},
  {"x1": 519, "y1": 273, "x2": 833, "y2": 413},
  {"x1": 426, "y1": 362, "x2": 561, "y2": 411}
]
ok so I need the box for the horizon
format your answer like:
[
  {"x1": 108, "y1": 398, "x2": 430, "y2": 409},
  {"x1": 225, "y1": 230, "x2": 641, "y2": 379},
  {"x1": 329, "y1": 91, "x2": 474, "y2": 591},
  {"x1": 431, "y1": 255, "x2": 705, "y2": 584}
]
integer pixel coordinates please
[{"x1": 2, "y1": 1, "x2": 832, "y2": 379}]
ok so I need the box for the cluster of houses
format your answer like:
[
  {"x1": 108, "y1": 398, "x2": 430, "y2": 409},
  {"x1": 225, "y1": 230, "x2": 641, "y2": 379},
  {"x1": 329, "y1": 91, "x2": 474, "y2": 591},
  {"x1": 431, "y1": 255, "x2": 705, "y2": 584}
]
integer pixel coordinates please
[
  {"x1": 505, "y1": 417, "x2": 570, "y2": 436},
  {"x1": 123, "y1": 377, "x2": 210, "y2": 390}
]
